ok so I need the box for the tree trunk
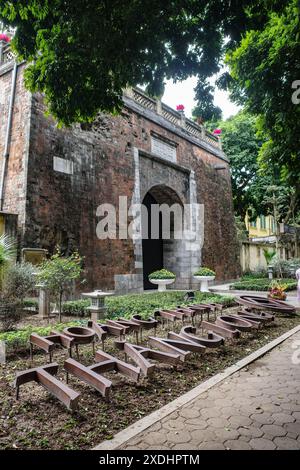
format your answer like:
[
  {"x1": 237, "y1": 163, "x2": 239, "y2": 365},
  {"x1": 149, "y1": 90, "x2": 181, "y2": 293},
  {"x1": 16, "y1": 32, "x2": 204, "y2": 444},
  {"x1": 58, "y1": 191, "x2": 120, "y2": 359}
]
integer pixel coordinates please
[{"x1": 58, "y1": 291, "x2": 63, "y2": 323}]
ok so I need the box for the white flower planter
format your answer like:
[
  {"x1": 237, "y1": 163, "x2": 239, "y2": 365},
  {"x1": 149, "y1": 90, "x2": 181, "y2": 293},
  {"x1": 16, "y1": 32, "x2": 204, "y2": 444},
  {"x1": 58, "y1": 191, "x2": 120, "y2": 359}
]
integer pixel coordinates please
[
  {"x1": 149, "y1": 278, "x2": 175, "y2": 292},
  {"x1": 194, "y1": 275, "x2": 215, "y2": 292}
]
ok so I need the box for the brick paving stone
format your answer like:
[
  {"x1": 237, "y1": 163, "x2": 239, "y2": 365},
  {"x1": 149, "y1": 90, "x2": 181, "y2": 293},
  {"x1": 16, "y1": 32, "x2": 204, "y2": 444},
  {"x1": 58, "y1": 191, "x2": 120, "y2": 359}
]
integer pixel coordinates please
[
  {"x1": 249, "y1": 438, "x2": 276, "y2": 450},
  {"x1": 143, "y1": 432, "x2": 167, "y2": 446},
  {"x1": 206, "y1": 417, "x2": 229, "y2": 429},
  {"x1": 198, "y1": 442, "x2": 225, "y2": 450},
  {"x1": 165, "y1": 430, "x2": 191, "y2": 444},
  {"x1": 260, "y1": 424, "x2": 287, "y2": 437},
  {"x1": 273, "y1": 437, "x2": 300, "y2": 450},
  {"x1": 272, "y1": 413, "x2": 295, "y2": 425},
  {"x1": 283, "y1": 421, "x2": 300, "y2": 436},
  {"x1": 224, "y1": 439, "x2": 252, "y2": 450},
  {"x1": 118, "y1": 330, "x2": 300, "y2": 451},
  {"x1": 200, "y1": 407, "x2": 222, "y2": 419},
  {"x1": 229, "y1": 415, "x2": 252, "y2": 428},
  {"x1": 160, "y1": 417, "x2": 186, "y2": 431},
  {"x1": 213, "y1": 428, "x2": 240, "y2": 441},
  {"x1": 172, "y1": 443, "x2": 199, "y2": 450},
  {"x1": 238, "y1": 426, "x2": 264, "y2": 438},
  {"x1": 251, "y1": 412, "x2": 275, "y2": 425},
  {"x1": 179, "y1": 406, "x2": 200, "y2": 419},
  {"x1": 185, "y1": 418, "x2": 208, "y2": 429}
]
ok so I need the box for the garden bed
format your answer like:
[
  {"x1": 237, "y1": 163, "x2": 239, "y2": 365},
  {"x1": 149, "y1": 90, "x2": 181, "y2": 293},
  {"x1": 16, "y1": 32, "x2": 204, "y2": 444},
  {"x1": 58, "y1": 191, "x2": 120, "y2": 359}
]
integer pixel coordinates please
[
  {"x1": 0, "y1": 303, "x2": 299, "y2": 450},
  {"x1": 1, "y1": 292, "x2": 234, "y2": 353}
]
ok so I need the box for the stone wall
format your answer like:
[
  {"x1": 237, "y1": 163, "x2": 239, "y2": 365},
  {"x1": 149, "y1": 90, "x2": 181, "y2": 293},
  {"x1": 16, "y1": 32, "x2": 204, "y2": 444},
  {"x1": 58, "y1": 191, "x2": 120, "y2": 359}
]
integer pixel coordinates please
[
  {"x1": 1, "y1": 64, "x2": 240, "y2": 292},
  {"x1": 0, "y1": 63, "x2": 31, "y2": 229}
]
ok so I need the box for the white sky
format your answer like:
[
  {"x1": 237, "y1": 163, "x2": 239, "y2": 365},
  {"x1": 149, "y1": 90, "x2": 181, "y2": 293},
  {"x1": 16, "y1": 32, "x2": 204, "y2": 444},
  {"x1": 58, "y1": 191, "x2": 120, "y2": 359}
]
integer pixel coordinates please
[{"x1": 162, "y1": 76, "x2": 241, "y2": 121}]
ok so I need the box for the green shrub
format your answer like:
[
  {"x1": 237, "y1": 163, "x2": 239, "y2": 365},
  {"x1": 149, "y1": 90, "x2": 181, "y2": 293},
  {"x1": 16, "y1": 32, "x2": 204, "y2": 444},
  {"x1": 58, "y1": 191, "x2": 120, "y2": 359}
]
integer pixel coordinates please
[
  {"x1": 0, "y1": 321, "x2": 83, "y2": 353},
  {"x1": 106, "y1": 291, "x2": 234, "y2": 319},
  {"x1": 230, "y1": 278, "x2": 296, "y2": 291},
  {"x1": 2, "y1": 262, "x2": 36, "y2": 300},
  {"x1": 242, "y1": 269, "x2": 268, "y2": 279},
  {"x1": 23, "y1": 299, "x2": 38, "y2": 310},
  {"x1": 273, "y1": 258, "x2": 300, "y2": 278},
  {"x1": 0, "y1": 291, "x2": 235, "y2": 353},
  {"x1": 149, "y1": 269, "x2": 176, "y2": 280},
  {"x1": 194, "y1": 267, "x2": 216, "y2": 276},
  {"x1": 62, "y1": 299, "x2": 91, "y2": 317}
]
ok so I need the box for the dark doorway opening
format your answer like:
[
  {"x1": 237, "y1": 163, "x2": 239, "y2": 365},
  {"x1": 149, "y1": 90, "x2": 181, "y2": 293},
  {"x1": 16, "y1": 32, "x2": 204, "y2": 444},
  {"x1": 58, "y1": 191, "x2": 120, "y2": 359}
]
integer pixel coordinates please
[{"x1": 142, "y1": 192, "x2": 163, "y2": 289}]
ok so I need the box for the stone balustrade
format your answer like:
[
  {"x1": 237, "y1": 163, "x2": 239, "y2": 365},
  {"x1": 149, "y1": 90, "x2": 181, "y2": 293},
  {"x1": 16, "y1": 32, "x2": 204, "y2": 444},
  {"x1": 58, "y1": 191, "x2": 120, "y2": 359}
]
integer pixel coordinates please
[
  {"x1": 0, "y1": 40, "x2": 16, "y2": 65},
  {"x1": 125, "y1": 87, "x2": 221, "y2": 149}
]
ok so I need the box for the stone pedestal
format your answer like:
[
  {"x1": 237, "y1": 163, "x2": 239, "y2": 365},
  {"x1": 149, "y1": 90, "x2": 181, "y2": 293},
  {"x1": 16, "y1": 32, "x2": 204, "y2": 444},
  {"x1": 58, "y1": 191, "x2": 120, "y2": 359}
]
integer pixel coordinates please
[
  {"x1": 82, "y1": 290, "x2": 114, "y2": 321},
  {"x1": 37, "y1": 284, "x2": 50, "y2": 319}
]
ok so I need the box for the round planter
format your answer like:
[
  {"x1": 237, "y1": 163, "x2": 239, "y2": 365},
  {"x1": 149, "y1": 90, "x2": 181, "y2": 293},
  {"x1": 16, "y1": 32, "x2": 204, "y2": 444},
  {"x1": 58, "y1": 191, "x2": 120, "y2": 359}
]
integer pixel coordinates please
[
  {"x1": 149, "y1": 278, "x2": 175, "y2": 292},
  {"x1": 63, "y1": 326, "x2": 95, "y2": 345},
  {"x1": 193, "y1": 275, "x2": 215, "y2": 292}
]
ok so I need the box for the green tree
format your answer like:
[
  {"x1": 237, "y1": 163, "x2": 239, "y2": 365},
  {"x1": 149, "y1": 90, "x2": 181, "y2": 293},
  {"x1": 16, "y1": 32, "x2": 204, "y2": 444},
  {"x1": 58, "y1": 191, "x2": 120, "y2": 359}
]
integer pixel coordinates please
[
  {"x1": 215, "y1": 111, "x2": 268, "y2": 220},
  {"x1": 0, "y1": 0, "x2": 288, "y2": 126},
  {"x1": 225, "y1": 0, "x2": 300, "y2": 185},
  {"x1": 262, "y1": 248, "x2": 276, "y2": 266},
  {"x1": 2, "y1": 262, "x2": 36, "y2": 301},
  {"x1": 213, "y1": 111, "x2": 300, "y2": 228},
  {"x1": 37, "y1": 250, "x2": 83, "y2": 322}
]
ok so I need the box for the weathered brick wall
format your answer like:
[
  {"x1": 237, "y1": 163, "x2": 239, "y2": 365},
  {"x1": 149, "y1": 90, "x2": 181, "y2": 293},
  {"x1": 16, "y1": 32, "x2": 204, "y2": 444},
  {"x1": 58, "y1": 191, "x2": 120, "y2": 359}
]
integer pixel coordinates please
[
  {"x1": 0, "y1": 63, "x2": 31, "y2": 231},
  {"x1": 4, "y1": 65, "x2": 240, "y2": 290}
]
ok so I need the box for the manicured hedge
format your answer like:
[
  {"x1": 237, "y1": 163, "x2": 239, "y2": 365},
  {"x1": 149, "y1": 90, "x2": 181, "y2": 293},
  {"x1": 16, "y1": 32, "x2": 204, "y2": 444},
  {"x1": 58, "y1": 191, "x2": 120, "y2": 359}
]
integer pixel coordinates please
[
  {"x1": 62, "y1": 299, "x2": 90, "y2": 317},
  {"x1": 61, "y1": 291, "x2": 235, "y2": 318},
  {"x1": 230, "y1": 278, "x2": 297, "y2": 291},
  {"x1": 106, "y1": 291, "x2": 235, "y2": 319}
]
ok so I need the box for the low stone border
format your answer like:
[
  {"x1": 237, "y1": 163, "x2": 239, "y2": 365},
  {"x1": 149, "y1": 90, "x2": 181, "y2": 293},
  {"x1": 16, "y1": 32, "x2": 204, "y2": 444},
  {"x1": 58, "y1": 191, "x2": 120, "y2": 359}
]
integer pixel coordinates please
[{"x1": 93, "y1": 324, "x2": 300, "y2": 450}]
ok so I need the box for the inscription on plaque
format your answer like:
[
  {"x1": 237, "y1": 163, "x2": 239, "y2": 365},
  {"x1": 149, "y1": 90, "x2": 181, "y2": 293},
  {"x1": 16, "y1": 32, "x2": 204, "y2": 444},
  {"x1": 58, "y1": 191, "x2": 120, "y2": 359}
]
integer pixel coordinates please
[
  {"x1": 151, "y1": 136, "x2": 177, "y2": 163},
  {"x1": 53, "y1": 156, "x2": 74, "y2": 175}
]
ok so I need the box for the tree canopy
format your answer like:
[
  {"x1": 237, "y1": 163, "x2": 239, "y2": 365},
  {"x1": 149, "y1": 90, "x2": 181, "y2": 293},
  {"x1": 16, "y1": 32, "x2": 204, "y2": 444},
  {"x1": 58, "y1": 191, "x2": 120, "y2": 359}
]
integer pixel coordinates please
[
  {"x1": 0, "y1": 0, "x2": 288, "y2": 126},
  {"x1": 218, "y1": 111, "x2": 300, "y2": 225},
  {"x1": 224, "y1": 0, "x2": 300, "y2": 184}
]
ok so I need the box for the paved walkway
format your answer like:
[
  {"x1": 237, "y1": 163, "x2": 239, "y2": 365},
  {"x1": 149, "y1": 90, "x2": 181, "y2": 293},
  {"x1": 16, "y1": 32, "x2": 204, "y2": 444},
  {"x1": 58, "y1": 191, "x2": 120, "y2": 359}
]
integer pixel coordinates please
[{"x1": 119, "y1": 331, "x2": 300, "y2": 450}]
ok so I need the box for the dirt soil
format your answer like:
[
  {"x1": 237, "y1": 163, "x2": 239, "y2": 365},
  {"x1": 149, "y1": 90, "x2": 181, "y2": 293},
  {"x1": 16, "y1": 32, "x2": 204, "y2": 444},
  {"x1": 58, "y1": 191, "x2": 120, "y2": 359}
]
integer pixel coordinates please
[{"x1": 0, "y1": 306, "x2": 299, "y2": 450}]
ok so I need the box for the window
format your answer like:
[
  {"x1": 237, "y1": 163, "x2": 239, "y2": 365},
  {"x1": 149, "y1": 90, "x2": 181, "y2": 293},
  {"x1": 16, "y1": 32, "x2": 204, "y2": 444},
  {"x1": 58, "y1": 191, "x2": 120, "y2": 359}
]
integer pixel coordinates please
[
  {"x1": 271, "y1": 218, "x2": 276, "y2": 233},
  {"x1": 260, "y1": 215, "x2": 266, "y2": 230}
]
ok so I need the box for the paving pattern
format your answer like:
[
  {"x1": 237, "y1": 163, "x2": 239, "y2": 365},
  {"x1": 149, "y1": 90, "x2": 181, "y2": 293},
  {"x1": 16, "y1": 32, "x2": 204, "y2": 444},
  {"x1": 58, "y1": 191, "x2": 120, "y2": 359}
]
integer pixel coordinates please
[{"x1": 120, "y1": 331, "x2": 300, "y2": 450}]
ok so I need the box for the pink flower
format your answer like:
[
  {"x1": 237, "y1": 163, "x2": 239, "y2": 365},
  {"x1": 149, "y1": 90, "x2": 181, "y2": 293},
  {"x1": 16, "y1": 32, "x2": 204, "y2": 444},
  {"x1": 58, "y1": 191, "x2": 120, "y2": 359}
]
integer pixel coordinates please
[
  {"x1": 213, "y1": 128, "x2": 222, "y2": 135},
  {"x1": 176, "y1": 104, "x2": 185, "y2": 111},
  {"x1": 0, "y1": 34, "x2": 11, "y2": 43}
]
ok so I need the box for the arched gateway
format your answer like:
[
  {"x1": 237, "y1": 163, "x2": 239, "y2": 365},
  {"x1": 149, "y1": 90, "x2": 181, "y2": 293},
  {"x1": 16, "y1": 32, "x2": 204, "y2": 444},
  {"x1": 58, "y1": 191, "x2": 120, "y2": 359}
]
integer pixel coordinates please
[{"x1": 142, "y1": 185, "x2": 184, "y2": 289}]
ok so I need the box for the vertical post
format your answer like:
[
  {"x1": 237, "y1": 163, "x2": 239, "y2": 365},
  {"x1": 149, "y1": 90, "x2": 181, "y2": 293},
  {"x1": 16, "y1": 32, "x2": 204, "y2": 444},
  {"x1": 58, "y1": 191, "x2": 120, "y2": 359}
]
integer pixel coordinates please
[
  {"x1": 0, "y1": 40, "x2": 4, "y2": 64},
  {"x1": 37, "y1": 284, "x2": 50, "y2": 319},
  {"x1": 156, "y1": 99, "x2": 162, "y2": 115}
]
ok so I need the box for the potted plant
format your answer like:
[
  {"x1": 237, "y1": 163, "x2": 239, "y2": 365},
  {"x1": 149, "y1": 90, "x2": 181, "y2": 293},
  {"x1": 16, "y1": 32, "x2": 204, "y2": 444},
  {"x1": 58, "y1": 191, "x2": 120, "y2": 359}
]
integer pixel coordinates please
[
  {"x1": 193, "y1": 267, "x2": 216, "y2": 292},
  {"x1": 268, "y1": 280, "x2": 288, "y2": 301},
  {"x1": 149, "y1": 269, "x2": 176, "y2": 292}
]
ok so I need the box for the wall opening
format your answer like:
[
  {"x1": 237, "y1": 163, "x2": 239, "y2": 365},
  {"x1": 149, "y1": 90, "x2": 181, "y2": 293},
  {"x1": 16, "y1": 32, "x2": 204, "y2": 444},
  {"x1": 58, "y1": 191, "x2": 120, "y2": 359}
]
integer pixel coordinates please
[{"x1": 141, "y1": 185, "x2": 184, "y2": 290}]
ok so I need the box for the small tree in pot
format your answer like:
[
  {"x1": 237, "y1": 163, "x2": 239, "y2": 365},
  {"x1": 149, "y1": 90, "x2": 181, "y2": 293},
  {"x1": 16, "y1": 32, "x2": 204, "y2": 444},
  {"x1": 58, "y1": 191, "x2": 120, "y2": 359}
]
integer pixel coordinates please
[
  {"x1": 149, "y1": 269, "x2": 176, "y2": 292},
  {"x1": 193, "y1": 267, "x2": 216, "y2": 292}
]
